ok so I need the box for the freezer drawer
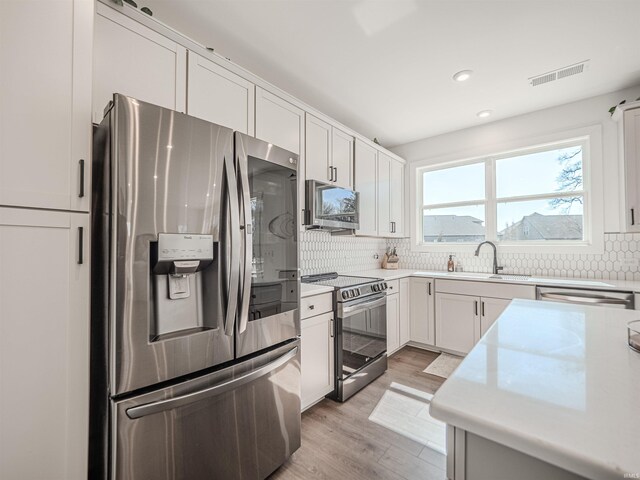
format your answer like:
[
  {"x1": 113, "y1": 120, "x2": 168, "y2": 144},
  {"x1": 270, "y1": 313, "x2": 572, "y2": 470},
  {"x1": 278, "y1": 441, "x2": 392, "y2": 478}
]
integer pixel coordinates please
[{"x1": 111, "y1": 340, "x2": 301, "y2": 480}]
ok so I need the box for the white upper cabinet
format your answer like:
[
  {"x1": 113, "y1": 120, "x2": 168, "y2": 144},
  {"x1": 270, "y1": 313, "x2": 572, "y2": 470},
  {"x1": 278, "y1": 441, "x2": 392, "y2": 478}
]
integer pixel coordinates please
[
  {"x1": 306, "y1": 114, "x2": 333, "y2": 183},
  {"x1": 305, "y1": 114, "x2": 354, "y2": 189},
  {"x1": 377, "y1": 152, "x2": 392, "y2": 235},
  {"x1": 187, "y1": 51, "x2": 254, "y2": 134},
  {"x1": 390, "y1": 157, "x2": 404, "y2": 237},
  {"x1": 331, "y1": 127, "x2": 354, "y2": 189},
  {"x1": 255, "y1": 87, "x2": 304, "y2": 154},
  {"x1": 93, "y1": 2, "x2": 186, "y2": 121},
  {"x1": 0, "y1": 0, "x2": 92, "y2": 212},
  {"x1": 354, "y1": 140, "x2": 378, "y2": 236},
  {"x1": 0, "y1": 208, "x2": 90, "y2": 480},
  {"x1": 616, "y1": 104, "x2": 640, "y2": 232}
]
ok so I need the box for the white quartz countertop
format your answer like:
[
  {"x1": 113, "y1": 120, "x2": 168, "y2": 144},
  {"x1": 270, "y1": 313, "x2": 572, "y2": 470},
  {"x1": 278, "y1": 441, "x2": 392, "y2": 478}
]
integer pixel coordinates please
[
  {"x1": 429, "y1": 299, "x2": 640, "y2": 479},
  {"x1": 350, "y1": 268, "x2": 640, "y2": 292},
  {"x1": 300, "y1": 283, "x2": 334, "y2": 298}
]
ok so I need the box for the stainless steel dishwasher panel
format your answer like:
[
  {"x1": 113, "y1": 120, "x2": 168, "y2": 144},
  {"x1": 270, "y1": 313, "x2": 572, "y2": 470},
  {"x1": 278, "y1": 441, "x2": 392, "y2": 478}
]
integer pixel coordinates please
[
  {"x1": 111, "y1": 341, "x2": 301, "y2": 480},
  {"x1": 536, "y1": 287, "x2": 635, "y2": 309}
]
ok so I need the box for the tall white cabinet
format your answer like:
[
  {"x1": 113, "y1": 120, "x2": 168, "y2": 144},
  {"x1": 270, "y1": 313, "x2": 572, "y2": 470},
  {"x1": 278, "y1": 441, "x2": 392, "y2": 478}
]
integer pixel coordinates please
[
  {"x1": 0, "y1": 0, "x2": 93, "y2": 212},
  {"x1": 93, "y1": 2, "x2": 187, "y2": 121},
  {"x1": 377, "y1": 151, "x2": 404, "y2": 237},
  {"x1": 305, "y1": 114, "x2": 354, "y2": 189},
  {"x1": 354, "y1": 140, "x2": 379, "y2": 236},
  {"x1": 0, "y1": 208, "x2": 90, "y2": 480},
  {"x1": 614, "y1": 103, "x2": 640, "y2": 232}
]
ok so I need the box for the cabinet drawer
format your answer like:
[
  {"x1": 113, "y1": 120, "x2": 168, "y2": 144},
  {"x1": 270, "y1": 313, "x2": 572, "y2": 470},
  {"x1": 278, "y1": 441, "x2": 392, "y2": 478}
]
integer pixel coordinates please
[
  {"x1": 385, "y1": 280, "x2": 400, "y2": 295},
  {"x1": 301, "y1": 293, "x2": 333, "y2": 319},
  {"x1": 435, "y1": 279, "x2": 535, "y2": 300}
]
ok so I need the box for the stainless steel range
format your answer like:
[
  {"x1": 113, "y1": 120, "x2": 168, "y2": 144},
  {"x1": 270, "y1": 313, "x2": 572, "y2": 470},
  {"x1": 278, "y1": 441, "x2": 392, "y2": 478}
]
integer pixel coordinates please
[{"x1": 302, "y1": 273, "x2": 388, "y2": 401}]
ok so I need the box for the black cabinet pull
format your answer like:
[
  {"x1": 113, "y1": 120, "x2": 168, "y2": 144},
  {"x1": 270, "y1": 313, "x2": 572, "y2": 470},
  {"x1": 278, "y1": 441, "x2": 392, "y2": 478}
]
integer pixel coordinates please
[
  {"x1": 78, "y1": 159, "x2": 85, "y2": 198},
  {"x1": 481, "y1": 301, "x2": 485, "y2": 317},
  {"x1": 428, "y1": 282, "x2": 432, "y2": 295},
  {"x1": 334, "y1": 167, "x2": 338, "y2": 183},
  {"x1": 77, "y1": 227, "x2": 84, "y2": 265},
  {"x1": 632, "y1": 208, "x2": 636, "y2": 226},
  {"x1": 474, "y1": 300, "x2": 478, "y2": 316}
]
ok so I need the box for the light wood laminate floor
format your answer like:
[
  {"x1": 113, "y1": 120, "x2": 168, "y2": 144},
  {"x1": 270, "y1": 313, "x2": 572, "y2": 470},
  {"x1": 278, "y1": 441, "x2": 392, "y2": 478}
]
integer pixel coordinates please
[{"x1": 270, "y1": 346, "x2": 447, "y2": 480}]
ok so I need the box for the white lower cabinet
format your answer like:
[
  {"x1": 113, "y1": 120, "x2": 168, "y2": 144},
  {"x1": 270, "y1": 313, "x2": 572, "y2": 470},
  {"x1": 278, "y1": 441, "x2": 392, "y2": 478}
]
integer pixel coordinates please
[
  {"x1": 0, "y1": 208, "x2": 89, "y2": 480},
  {"x1": 399, "y1": 278, "x2": 411, "y2": 345},
  {"x1": 409, "y1": 277, "x2": 435, "y2": 346},
  {"x1": 301, "y1": 293, "x2": 334, "y2": 410},
  {"x1": 386, "y1": 292, "x2": 400, "y2": 354},
  {"x1": 435, "y1": 293, "x2": 480, "y2": 354},
  {"x1": 480, "y1": 297, "x2": 511, "y2": 336}
]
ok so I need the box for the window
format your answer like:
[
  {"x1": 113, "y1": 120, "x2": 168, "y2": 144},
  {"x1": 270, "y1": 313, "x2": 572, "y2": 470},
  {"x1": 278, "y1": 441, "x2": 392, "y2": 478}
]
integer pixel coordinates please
[{"x1": 414, "y1": 133, "x2": 600, "y2": 252}]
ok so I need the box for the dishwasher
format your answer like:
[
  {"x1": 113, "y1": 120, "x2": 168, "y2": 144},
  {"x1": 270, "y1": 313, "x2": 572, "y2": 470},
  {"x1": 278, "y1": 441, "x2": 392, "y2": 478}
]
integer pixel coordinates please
[{"x1": 536, "y1": 286, "x2": 635, "y2": 309}]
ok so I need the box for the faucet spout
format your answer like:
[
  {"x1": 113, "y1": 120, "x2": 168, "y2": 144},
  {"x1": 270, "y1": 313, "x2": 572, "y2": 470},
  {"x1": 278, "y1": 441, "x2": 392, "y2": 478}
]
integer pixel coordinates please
[{"x1": 474, "y1": 241, "x2": 502, "y2": 275}]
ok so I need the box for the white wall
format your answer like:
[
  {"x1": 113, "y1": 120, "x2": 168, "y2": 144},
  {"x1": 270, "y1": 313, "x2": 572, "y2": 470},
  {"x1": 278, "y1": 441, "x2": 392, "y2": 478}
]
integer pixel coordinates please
[{"x1": 391, "y1": 85, "x2": 640, "y2": 233}]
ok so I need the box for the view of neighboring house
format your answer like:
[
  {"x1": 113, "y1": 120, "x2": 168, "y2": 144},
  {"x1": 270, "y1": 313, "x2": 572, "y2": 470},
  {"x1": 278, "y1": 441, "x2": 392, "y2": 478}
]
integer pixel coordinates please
[
  {"x1": 498, "y1": 213, "x2": 583, "y2": 241},
  {"x1": 423, "y1": 213, "x2": 583, "y2": 242},
  {"x1": 423, "y1": 215, "x2": 486, "y2": 242}
]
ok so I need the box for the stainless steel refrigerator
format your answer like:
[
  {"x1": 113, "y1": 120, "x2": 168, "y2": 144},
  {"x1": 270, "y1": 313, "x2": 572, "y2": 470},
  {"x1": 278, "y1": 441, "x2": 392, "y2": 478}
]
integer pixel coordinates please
[{"x1": 89, "y1": 94, "x2": 301, "y2": 480}]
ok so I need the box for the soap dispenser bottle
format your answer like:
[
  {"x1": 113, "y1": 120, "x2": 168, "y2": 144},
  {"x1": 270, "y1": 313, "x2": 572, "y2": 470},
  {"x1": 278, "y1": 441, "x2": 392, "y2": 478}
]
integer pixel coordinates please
[{"x1": 447, "y1": 254, "x2": 455, "y2": 272}]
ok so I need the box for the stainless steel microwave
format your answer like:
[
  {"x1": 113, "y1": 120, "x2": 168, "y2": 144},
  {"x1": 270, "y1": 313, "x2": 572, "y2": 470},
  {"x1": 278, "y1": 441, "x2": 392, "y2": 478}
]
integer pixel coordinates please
[{"x1": 305, "y1": 180, "x2": 360, "y2": 230}]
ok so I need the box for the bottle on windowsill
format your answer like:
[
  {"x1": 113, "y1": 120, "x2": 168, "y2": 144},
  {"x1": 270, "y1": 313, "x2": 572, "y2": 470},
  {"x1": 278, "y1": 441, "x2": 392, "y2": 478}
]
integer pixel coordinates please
[{"x1": 447, "y1": 254, "x2": 455, "y2": 272}]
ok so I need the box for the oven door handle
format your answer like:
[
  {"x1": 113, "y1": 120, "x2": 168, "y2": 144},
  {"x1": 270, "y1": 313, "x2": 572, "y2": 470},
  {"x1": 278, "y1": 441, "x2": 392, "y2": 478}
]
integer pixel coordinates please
[{"x1": 341, "y1": 295, "x2": 387, "y2": 315}]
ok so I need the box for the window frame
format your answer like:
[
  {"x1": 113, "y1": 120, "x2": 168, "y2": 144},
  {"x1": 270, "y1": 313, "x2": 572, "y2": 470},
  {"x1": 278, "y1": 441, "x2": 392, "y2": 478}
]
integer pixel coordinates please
[{"x1": 409, "y1": 126, "x2": 604, "y2": 254}]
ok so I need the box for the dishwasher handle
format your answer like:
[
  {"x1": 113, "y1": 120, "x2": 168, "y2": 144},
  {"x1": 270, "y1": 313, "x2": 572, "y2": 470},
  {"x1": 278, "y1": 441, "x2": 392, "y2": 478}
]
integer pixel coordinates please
[{"x1": 539, "y1": 291, "x2": 630, "y2": 306}]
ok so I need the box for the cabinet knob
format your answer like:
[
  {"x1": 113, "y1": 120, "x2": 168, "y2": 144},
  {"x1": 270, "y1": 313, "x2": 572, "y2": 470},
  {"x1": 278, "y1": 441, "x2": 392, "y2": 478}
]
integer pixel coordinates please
[{"x1": 309, "y1": 304, "x2": 315, "y2": 310}]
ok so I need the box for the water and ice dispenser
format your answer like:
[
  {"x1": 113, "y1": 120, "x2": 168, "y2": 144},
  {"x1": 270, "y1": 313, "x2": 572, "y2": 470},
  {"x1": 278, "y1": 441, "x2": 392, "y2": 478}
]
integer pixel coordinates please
[{"x1": 150, "y1": 233, "x2": 217, "y2": 340}]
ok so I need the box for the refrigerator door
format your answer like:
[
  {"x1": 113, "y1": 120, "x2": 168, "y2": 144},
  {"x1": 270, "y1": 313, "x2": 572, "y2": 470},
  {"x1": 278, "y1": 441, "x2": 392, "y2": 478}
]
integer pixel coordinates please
[
  {"x1": 111, "y1": 340, "x2": 301, "y2": 480},
  {"x1": 105, "y1": 95, "x2": 237, "y2": 395},
  {"x1": 235, "y1": 132, "x2": 300, "y2": 357}
]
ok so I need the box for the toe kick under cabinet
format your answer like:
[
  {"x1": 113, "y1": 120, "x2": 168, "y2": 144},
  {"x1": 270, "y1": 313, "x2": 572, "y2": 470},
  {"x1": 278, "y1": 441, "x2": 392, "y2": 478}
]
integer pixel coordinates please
[
  {"x1": 300, "y1": 292, "x2": 334, "y2": 410},
  {"x1": 435, "y1": 280, "x2": 536, "y2": 355}
]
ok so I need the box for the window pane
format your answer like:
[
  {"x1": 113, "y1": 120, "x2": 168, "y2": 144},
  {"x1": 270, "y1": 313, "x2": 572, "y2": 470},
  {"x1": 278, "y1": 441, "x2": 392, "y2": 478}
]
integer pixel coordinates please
[
  {"x1": 497, "y1": 197, "x2": 583, "y2": 241},
  {"x1": 423, "y1": 162, "x2": 485, "y2": 205},
  {"x1": 423, "y1": 205, "x2": 485, "y2": 243},
  {"x1": 496, "y1": 145, "x2": 583, "y2": 198}
]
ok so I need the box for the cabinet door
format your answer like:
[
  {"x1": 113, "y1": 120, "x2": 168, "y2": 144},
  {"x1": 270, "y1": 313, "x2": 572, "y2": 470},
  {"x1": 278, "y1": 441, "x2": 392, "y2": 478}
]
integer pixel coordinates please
[
  {"x1": 409, "y1": 277, "x2": 435, "y2": 345},
  {"x1": 255, "y1": 87, "x2": 305, "y2": 230},
  {"x1": 301, "y1": 312, "x2": 334, "y2": 410},
  {"x1": 435, "y1": 293, "x2": 479, "y2": 354},
  {"x1": 623, "y1": 108, "x2": 640, "y2": 232},
  {"x1": 93, "y1": 2, "x2": 187, "y2": 121},
  {"x1": 187, "y1": 51, "x2": 255, "y2": 134},
  {"x1": 0, "y1": 208, "x2": 89, "y2": 480},
  {"x1": 399, "y1": 278, "x2": 411, "y2": 346},
  {"x1": 480, "y1": 297, "x2": 511, "y2": 337},
  {"x1": 386, "y1": 293, "x2": 400, "y2": 355},
  {"x1": 389, "y1": 158, "x2": 404, "y2": 237},
  {"x1": 377, "y1": 151, "x2": 391, "y2": 236},
  {"x1": 354, "y1": 140, "x2": 378, "y2": 236},
  {"x1": 1, "y1": 0, "x2": 92, "y2": 212},
  {"x1": 305, "y1": 114, "x2": 332, "y2": 183},
  {"x1": 331, "y1": 127, "x2": 354, "y2": 189}
]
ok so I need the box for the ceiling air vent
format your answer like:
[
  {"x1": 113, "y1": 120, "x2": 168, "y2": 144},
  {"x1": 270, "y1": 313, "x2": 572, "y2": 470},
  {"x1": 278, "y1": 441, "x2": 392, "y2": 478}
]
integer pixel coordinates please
[{"x1": 529, "y1": 60, "x2": 589, "y2": 87}]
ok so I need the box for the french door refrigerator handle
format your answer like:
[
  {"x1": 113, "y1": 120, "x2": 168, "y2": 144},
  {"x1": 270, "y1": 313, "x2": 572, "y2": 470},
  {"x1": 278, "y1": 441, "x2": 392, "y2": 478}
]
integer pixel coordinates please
[
  {"x1": 125, "y1": 346, "x2": 299, "y2": 419},
  {"x1": 237, "y1": 139, "x2": 252, "y2": 334},
  {"x1": 224, "y1": 153, "x2": 241, "y2": 336}
]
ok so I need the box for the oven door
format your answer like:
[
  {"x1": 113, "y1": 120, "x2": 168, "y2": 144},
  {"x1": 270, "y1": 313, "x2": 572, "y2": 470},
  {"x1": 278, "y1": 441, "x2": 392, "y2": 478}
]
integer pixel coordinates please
[
  {"x1": 111, "y1": 341, "x2": 301, "y2": 480},
  {"x1": 338, "y1": 294, "x2": 387, "y2": 379},
  {"x1": 235, "y1": 132, "x2": 300, "y2": 358}
]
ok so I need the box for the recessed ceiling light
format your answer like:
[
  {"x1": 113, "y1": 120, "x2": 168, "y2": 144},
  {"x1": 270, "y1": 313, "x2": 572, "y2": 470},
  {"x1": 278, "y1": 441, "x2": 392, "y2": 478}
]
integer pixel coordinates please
[
  {"x1": 453, "y1": 70, "x2": 473, "y2": 82},
  {"x1": 477, "y1": 110, "x2": 492, "y2": 118}
]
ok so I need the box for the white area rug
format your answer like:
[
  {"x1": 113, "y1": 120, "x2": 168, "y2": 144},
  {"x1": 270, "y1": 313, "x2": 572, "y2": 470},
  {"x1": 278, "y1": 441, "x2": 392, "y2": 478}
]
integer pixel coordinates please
[
  {"x1": 423, "y1": 353, "x2": 463, "y2": 379},
  {"x1": 368, "y1": 382, "x2": 446, "y2": 454}
]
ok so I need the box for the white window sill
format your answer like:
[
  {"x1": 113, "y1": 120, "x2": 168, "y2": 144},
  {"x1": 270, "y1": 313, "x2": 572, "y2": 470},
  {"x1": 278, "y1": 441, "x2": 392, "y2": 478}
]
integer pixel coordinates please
[{"x1": 411, "y1": 239, "x2": 604, "y2": 255}]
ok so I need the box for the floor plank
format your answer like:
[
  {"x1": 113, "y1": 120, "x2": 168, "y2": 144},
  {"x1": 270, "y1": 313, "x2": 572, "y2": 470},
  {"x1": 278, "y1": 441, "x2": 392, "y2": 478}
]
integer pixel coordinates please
[{"x1": 270, "y1": 346, "x2": 446, "y2": 480}]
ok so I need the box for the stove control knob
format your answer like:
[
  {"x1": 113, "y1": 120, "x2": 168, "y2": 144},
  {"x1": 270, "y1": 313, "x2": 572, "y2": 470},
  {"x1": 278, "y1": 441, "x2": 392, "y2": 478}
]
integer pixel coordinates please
[
  {"x1": 342, "y1": 291, "x2": 348, "y2": 299},
  {"x1": 382, "y1": 282, "x2": 388, "y2": 290},
  {"x1": 356, "y1": 288, "x2": 361, "y2": 296}
]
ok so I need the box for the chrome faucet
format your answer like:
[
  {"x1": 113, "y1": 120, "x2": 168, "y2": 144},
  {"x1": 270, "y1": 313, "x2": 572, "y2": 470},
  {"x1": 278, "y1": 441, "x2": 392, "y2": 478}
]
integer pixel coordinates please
[{"x1": 474, "y1": 241, "x2": 503, "y2": 275}]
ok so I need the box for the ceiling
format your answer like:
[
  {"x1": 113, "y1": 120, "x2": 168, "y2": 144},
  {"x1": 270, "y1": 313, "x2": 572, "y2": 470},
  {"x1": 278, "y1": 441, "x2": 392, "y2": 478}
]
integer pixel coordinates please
[{"x1": 141, "y1": 0, "x2": 640, "y2": 148}]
